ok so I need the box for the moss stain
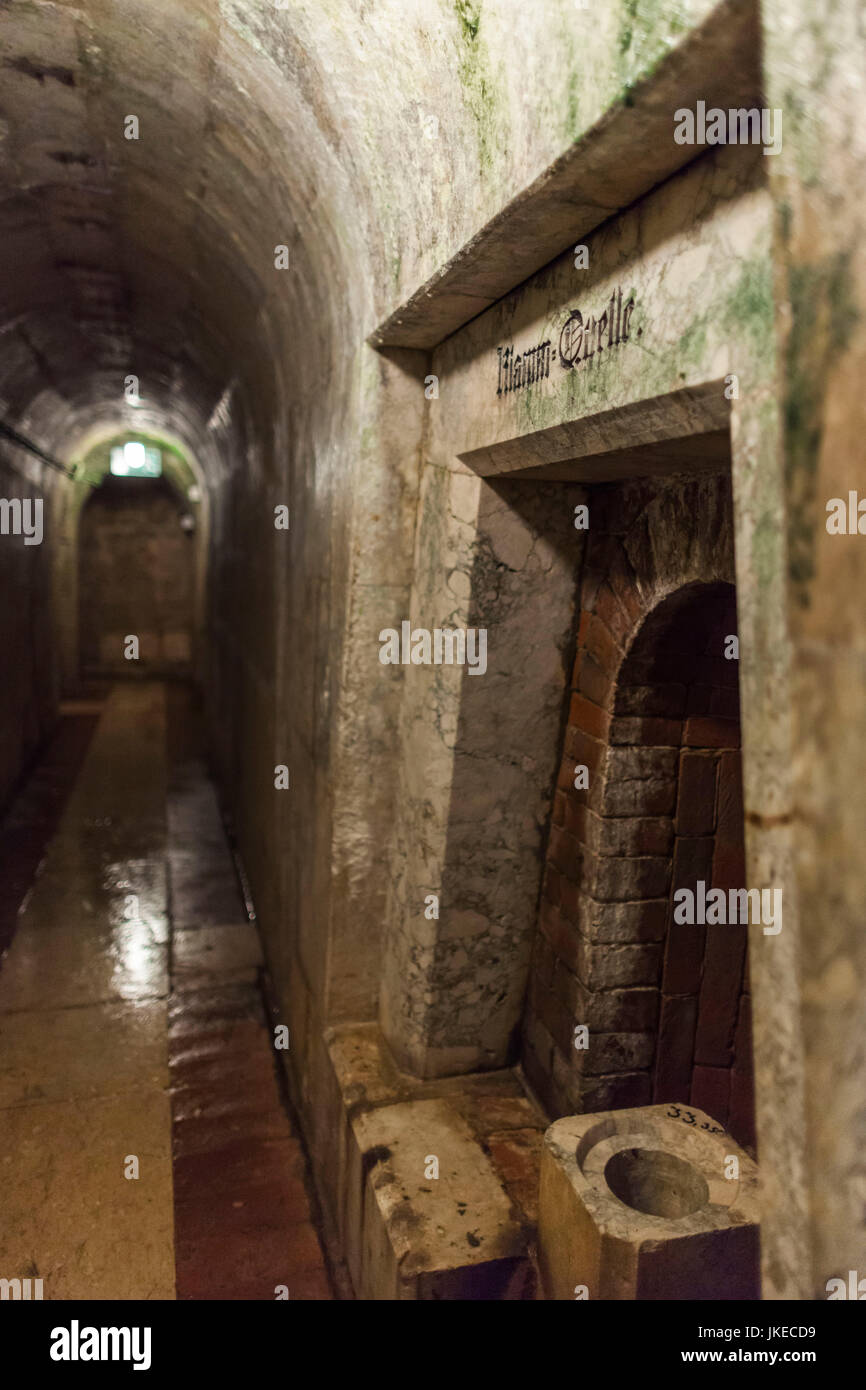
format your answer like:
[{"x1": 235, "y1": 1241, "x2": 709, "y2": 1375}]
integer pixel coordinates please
[
  {"x1": 616, "y1": 0, "x2": 689, "y2": 81},
  {"x1": 677, "y1": 316, "x2": 709, "y2": 367},
  {"x1": 453, "y1": 0, "x2": 500, "y2": 176},
  {"x1": 783, "y1": 250, "x2": 860, "y2": 604},
  {"x1": 722, "y1": 258, "x2": 775, "y2": 355},
  {"x1": 454, "y1": 0, "x2": 480, "y2": 43}
]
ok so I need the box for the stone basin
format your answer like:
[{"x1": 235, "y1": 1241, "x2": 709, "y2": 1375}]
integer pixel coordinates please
[{"x1": 538, "y1": 1103, "x2": 760, "y2": 1300}]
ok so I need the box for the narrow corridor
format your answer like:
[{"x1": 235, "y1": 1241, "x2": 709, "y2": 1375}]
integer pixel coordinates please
[
  {"x1": 0, "y1": 682, "x2": 333, "y2": 1301},
  {"x1": 0, "y1": 0, "x2": 862, "y2": 1321}
]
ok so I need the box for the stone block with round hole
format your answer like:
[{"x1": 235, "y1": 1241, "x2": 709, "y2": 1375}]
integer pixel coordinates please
[{"x1": 538, "y1": 1104, "x2": 760, "y2": 1300}]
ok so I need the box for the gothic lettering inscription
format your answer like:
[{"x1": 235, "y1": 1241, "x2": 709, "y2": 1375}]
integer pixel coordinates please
[
  {"x1": 495, "y1": 287, "x2": 638, "y2": 397},
  {"x1": 496, "y1": 339, "x2": 551, "y2": 396}
]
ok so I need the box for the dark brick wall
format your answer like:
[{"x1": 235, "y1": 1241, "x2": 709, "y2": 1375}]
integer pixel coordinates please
[
  {"x1": 521, "y1": 477, "x2": 755, "y2": 1152},
  {"x1": 79, "y1": 475, "x2": 195, "y2": 676}
]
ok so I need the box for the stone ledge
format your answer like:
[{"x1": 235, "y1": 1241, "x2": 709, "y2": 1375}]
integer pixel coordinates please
[
  {"x1": 320, "y1": 1023, "x2": 547, "y2": 1299},
  {"x1": 369, "y1": 0, "x2": 761, "y2": 350}
]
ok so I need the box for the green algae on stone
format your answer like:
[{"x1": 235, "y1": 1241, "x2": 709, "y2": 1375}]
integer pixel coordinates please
[
  {"x1": 454, "y1": 0, "x2": 481, "y2": 43},
  {"x1": 722, "y1": 257, "x2": 775, "y2": 356},
  {"x1": 783, "y1": 251, "x2": 860, "y2": 604},
  {"x1": 616, "y1": 0, "x2": 691, "y2": 83},
  {"x1": 677, "y1": 315, "x2": 709, "y2": 369},
  {"x1": 452, "y1": 0, "x2": 503, "y2": 177}
]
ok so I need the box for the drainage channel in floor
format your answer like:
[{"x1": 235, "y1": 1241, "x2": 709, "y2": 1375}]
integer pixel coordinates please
[
  {"x1": 0, "y1": 680, "x2": 334, "y2": 1301},
  {"x1": 165, "y1": 684, "x2": 334, "y2": 1300}
]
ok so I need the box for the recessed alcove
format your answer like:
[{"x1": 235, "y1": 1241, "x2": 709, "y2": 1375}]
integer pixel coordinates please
[{"x1": 520, "y1": 470, "x2": 756, "y2": 1154}]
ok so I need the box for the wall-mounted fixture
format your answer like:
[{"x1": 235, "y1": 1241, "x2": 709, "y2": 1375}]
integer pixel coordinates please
[{"x1": 110, "y1": 441, "x2": 162, "y2": 477}]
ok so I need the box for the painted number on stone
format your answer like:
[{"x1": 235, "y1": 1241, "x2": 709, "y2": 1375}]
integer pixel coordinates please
[{"x1": 666, "y1": 1104, "x2": 724, "y2": 1135}]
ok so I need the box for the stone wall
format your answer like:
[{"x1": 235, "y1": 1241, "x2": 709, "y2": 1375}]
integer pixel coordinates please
[{"x1": 762, "y1": 0, "x2": 866, "y2": 1298}]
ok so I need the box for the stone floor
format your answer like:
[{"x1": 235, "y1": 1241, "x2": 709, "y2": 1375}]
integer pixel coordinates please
[{"x1": 0, "y1": 680, "x2": 333, "y2": 1301}]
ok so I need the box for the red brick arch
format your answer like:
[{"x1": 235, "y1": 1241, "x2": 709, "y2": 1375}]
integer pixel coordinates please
[{"x1": 521, "y1": 476, "x2": 755, "y2": 1152}]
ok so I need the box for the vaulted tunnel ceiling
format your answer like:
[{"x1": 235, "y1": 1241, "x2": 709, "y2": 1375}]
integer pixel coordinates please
[{"x1": 0, "y1": 0, "x2": 366, "y2": 474}]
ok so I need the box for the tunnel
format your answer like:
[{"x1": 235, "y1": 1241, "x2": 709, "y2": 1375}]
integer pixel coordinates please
[
  {"x1": 0, "y1": 0, "x2": 374, "y2": 1304},
  {"x1": 0, "y1": 0, "x2": 864, "y2": 1326}
]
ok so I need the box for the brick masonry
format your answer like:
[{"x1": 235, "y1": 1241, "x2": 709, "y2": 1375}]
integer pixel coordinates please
[{"x1": 521, "y1": 475, "x2": 756, "y2": 1153}]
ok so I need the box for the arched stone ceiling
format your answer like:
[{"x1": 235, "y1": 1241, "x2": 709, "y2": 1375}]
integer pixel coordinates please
[{"x1": 0, "y1": 0, "x2": 722, "y2": 475}]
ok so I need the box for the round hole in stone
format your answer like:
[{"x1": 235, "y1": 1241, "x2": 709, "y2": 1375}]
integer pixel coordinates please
[{"x1": 604, "y1": 1147, "x2": 709, "y2": 1219}]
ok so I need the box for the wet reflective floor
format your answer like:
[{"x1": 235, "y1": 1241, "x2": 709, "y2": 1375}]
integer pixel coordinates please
[{"x1": 0, "y1": 681, "x2": 333, "y2": 1300}]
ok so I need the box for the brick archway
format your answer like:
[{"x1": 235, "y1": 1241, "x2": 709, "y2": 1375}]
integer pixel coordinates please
[{"x1": 522, "y1": 476, "x2": 756, "y2": 1153}]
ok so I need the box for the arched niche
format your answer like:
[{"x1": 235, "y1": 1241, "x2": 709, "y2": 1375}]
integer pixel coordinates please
[{"x1": 522, "y1": 487, "x2": 755, "y2": 1153}]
